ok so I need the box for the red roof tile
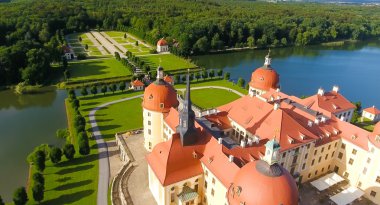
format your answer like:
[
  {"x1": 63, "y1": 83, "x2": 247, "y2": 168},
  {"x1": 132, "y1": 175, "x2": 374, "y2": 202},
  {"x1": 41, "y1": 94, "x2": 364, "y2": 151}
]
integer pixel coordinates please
[
  {"x1": 164, "y1": 75, "x2": 173, "y2": 83},
  {"x1": 302, "y1": 92, "x2": 355, "y2": 115},
  {"x1": 131, "y1": 79, "x2": 144, "y2": 87},
  {"x1": 363, "y1": 106, "x2": 380, "y2": 115}
]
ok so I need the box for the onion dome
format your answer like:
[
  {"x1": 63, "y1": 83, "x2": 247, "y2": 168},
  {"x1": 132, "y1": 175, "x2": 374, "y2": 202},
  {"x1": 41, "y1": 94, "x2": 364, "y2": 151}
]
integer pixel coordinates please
[
  {"x1": 227, "y1": 160, "x2": 299, "y2": 205},
  {"x1": 142, "y1": 67, "x2": 179, "y2": 113},
  {"x1": 249, "y1": 50, "x2": 280, "y2": 91},
  {"x1": 157, "y1": 38, "x2": 168, "y2": 46}
]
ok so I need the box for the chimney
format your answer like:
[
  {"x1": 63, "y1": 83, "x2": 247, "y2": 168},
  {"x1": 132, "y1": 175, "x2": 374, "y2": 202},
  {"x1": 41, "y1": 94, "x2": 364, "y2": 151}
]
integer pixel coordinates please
[
  {"x1": 314, "y1": 118, "x2": 320, "y2": 125},
  {"x1": 307, "y1": 120, "x2": 313, "y2": 127},
  {"x1": 340, "y1": 116, "x2": 345, "y2": 121},
  {"x1": 218, "y1": 138, "x2": 223, "y2": 144},
  {"x1": 229, "y1": 155, "x2": 234, "y2": 163},
  {"x1": 240, "y1": 140, "x2": 246, "y2": 148},
  {"x1": 332, "y1": 85, "x2": 339, "y2": 93},
  {"x1": 276, "y1": 88, "x2": 280, "y2": 92},
  {"x1": 274, "y1": 103, "x2": 280, "y2": 110},
  {"x1": 318, "y1": 88, "x2": 325, "y2": 96}
]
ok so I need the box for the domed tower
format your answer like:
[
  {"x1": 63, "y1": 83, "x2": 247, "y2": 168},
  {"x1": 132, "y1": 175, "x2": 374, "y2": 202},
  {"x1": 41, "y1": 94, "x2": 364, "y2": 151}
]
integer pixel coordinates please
[
  {"x1": 249, "y1": 50, "x2": 280, "y2": 97},
  {"x1": 227, "y1": 139, "x2": 299, "y2": 205},
  {"x1": 142, "y1": 66, "x2": 179, "y2": 151}
]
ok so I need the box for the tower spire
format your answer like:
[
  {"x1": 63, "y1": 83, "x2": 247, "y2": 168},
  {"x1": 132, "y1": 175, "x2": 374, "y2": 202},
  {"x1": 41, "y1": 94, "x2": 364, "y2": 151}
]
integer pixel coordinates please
[
  {"x1": 177, "y1": 70, "x2": 197, "y2": 146},
  {"x1": 264, "y1": 49, "x2": 272, "y2": 68}
]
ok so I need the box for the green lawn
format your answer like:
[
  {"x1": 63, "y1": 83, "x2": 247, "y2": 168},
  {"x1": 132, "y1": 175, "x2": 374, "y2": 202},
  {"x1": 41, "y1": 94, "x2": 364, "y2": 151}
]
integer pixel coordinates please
[
  {"x1": 175, "y1": 79, "x2": 248, "y2": 95},
  {"x1": 185, "y1": 88, "x2": 240, "y2": 109},
  {"x1": 140, "y1": 54, "x2": 197, "y2": 71},
  {"x1": 104, "y1": 31, "x2": 125, "y2": 37},
  {"x1": 354, "y1": 118, "x2": 376, "y2": 132},
  {"x1": 69, "y1": 58, "x2": 132, "y2": 82}
]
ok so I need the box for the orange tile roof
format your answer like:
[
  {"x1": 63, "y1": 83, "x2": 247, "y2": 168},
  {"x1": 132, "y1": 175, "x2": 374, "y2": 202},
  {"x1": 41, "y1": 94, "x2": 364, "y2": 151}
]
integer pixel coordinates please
[
  {"x1": 249, "y1": 67, "x2": 280, "y2": 91},
  {"x1": 146, "y1": 131, "x2": 207, "y2": 186},
  {"x1": 204, "y1": 111, "x2": 232, "y2": 130},
  {"x1": 164, "y1": 107, "x2": 179, "y2": 131},
  {"x1": 157, "y1": 38, "x2": 168, "y2": 46},
  {"x1": 142, "y1": 80, "x2": 178, "y2": 113},
  {"x1": 302, "y1": 91, "x2": 355, "y2": 115},
  {"x1": 363, "y1": 106, "x2": 380, "y2": 115},
  {"x1": 164, "y1": 75, "x2": 173, "y2": 83},
  {"x1": 131, "y1": 79, "x2": 144, "y2": 87}
]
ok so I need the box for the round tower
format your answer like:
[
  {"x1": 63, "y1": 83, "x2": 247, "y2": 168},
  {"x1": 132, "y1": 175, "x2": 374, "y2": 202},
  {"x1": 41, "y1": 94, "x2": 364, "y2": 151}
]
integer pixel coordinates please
[
  {"x1": 248, "y1": 50, "x2": 280, "y2": 96},
  {"x1": 227, "y1": 139, "x2": 299, "y2": 205},
  {"x1": 142, "y1": 66, "x2": 179, "y2": 151}
]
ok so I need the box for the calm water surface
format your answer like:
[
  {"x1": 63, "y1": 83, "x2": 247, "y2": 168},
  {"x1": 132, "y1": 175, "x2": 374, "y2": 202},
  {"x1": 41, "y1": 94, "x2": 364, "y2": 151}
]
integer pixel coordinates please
[
  {"x1": 191, "y1": 41, "x2": 380, "y2": 108},
  {"x1": 0, "y1": 88, "x2": 67, "y2": 201}
]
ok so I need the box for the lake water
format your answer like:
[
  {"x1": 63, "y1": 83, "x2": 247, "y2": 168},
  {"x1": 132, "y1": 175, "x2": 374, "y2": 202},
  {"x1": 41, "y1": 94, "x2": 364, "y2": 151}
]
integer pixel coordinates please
[
  {"x1": 0, "y1": 88, "x2": 67, "y2": 201},
  {"x1": 0, "y1": 41, "x2": 380, "y2": 201},
  {"x1": 191, "y1": 41, "x2": 380, "y2": 108}
]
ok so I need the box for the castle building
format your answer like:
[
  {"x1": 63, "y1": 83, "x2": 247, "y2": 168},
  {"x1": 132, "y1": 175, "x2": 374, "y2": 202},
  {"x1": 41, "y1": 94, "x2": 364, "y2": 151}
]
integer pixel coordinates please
[
  {"x1": 157, "y1": 38, "x2": 169, "y2": 53},
  {"x1": 142, "y1": 53, "x2": 380, "y2": 205}
]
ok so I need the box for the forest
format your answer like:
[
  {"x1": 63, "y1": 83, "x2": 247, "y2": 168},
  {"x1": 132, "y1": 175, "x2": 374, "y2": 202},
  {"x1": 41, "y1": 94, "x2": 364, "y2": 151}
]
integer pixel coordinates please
[{"x1": 0, "y1": 0, "x2": 380, "y2": 86}]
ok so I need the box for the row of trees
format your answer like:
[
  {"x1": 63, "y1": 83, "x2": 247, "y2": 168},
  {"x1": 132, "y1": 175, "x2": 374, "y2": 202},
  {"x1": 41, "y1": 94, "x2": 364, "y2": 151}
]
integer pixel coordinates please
[
  {"x1": 78, "y1": 82, "x2": 128, "y2": 97},
  {"x1": 173, "y1": 69, "x2": 226, "y2": 84}
]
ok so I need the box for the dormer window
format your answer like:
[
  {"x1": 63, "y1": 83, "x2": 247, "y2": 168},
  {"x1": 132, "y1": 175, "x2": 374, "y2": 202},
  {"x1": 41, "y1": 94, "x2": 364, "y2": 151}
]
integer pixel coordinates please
[
  {"x1": 351, "y1": 135, "x2": 357, "y2": 140},
  {"x1": 149, "y1": 94, "x2": 153, "y2": 99},
  {"x1": 299, "y1": 133, "x2": 306, "y2": 140}
]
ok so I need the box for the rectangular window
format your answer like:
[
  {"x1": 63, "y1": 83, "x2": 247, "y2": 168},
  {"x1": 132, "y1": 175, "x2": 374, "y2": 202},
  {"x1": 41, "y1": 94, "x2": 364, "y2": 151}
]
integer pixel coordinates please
[
  {"x1": 341, "y1": 143, "x2": 346, "y2": 149},
  {"x1": 321, "y1": 147, "x2": 325, "y2": 153},
  {"x1": 367, "y1": 158, "x2": 371, "y2": 164},
  {"x1": 343, "y1": 172, "x2": 349, "y2": 178},
  {"x1": 212, "y1": 178, "x2": 215, "y2": 184},
  {"x1": 349, "y1": 158, "x2": 354, "y2": 165},
  {"x1": 314, "y1": 150, "x2": 317, "y2": 155},
  {"x1": 322, "y1": 167, "x2": 325, "y2": 172},
  {"x1": 315, "y1": 170, "x2": 318, "y2": 175},
  {"x1": 370, "y1": 191, "x2": 377, "y2": 197},
  {"x1": 160, "y1": 103, "x2": 164, "y2": 108},
  {"x1": 376, "y1": 176, "x2": 380, "y2": 183},
  {"x1": 307, "y1": 144, "x2": 310, "y2": 149},
  {"x1": 148, "y1": 129, "x2": 151, "y2": 135},
  {"x1": 148, "y1": 112, "x2": 151, "y2": 117},
  {"x1": 335, "y1": 142, "x2": 338, "y2": 147},
  {"x1": 363, "y1": 168, "x2": 367, "y2": 175},
  {"x1": 304, "y1": 153, "x2": 308, "y2": 159},
  {"x1": 148, "y1": 121, "x2": 151, "y2": 125},
  {"x1": 352, "y1": 149, "x2": 357, "y2": 155},
  {"x1": 332, "y1": 151, "x2": 335, "y2": 157},
  {"x1": 211, "y1": 189, "x2": 215, "y2": 196},
  {"x1": 204, "y1": 181, "x2": 207, "y2": 189},
  {"x1": 311, "y1": 159, "x2": 315, "y2": 166},
  {"x1": 171, "y1": 193, "x2": 175, "y2": 202},
  {"x1": 328, "y1": 144, "x2": 331, "y2": 150},
  {"x1": 325, "y1": 154, "x2": 328, "y2": 160},
  {"x1": 328, "y1": 165, "x2": 331, "y2": 170},
  {"x1": 308, "y1": 173, "x2": 311, "y2": 178},
  {"x1": 338, "y1": 152, "x2": 343, "y2": 159},
  {"x1": 205, "y1": 170, "x2": 208, "y2": 177},
  {"x1": 292, "y1": 156, "x2": 298, "y2": 164},
  {"x1": 302, "y1": 163, "x2": 306, "y2": 170},
  {"x1": 318, "y1": 156, "x2": 322, "y2": 163},
  {"x1": 290, "y1": 167, "x2": 295, "y2": 175}
]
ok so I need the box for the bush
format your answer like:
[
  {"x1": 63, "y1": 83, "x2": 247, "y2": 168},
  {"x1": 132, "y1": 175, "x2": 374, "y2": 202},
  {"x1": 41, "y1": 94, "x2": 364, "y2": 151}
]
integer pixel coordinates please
[
  {"x1": 32, "y1": 173, "x2": 45, "y2": 186},
  {"x1": 77, "y1": 53, "x2": 87, "y2": 60},
  {"x1": 68, "y1": 89, "x2": 76, "y2": 100},
  {"x1": 56, "y1": 128, "x2": 69, "y2": 139},
  {"x1": 237, "y1": 77, "x2": 245, "y2": 88},
  {"x1": 32, "y1": 183, "x2": 44, "y2": 203},
  {"x1": 74, "y1": 114, "x2": 85, "y2": 129},
  {"x1": 78, "y1": 132, "x2": 90, "y2": 155},
  {"x1": 13, "y1": 187, "x2": 28, "y2": 205},
  {"x1": 71, "y1": 99, "x2": 80, "y2": 110},
  {"x1": 0, "y1": 195, "x2": 4, "y2": 205},
  {"x1": 49, "y1": 146, "x2": 62, "y2": 164},
  {"x1": 63, "y1": 144, "x2": 76, "y2": 160},
  {"x1": 81, "y1": 87, "x2": 88, "y2": 96},
  {"x1": 33, "y1": 150, "x2": 46, "y2": 172}
]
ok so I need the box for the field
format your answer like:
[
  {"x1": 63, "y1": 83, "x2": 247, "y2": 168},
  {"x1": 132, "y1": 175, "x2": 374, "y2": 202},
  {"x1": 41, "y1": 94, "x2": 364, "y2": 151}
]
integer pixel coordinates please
[
  {"x1": 68, "y1": 58, "x2": 132, "y2": 82},
  {"x1": 188, "y1": 88, "x2": 240, "y2": 109},
  {"x1": 140, "y1": 54, "x2": 197, "y2": 72}
]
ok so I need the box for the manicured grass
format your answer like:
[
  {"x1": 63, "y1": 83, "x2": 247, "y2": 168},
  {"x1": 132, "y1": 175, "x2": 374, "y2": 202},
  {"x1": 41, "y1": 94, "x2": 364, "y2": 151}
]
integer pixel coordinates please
[
  {"x1": 174, "y1": 79, "x2": 248, "y2": 95},
  {"x1": 69, "y1": 58, "x2": 132, "y2": 82},
  {"x1": 186, "y1": 88, "x2": 240, "y2": 109},
  {"x1": 105, "y1": 31, "x2": 125, "y2": 37},
  {"x1": 139, "y1": 54, "x2": 197, "y2": 71},
  {"x1": 354, "y1": 118, "x2": 376, "y2": 132},
  {"x1": 79, "y1": 90, "x2": 144, "y2": 140}
]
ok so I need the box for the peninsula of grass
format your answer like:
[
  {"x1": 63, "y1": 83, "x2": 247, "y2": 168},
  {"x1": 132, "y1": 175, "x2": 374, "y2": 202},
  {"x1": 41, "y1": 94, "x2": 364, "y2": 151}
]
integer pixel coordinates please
[
  {"x1": 140, "y1": 54, "x2": 197, "y2": 72},
  {"x1": 68, "y1": 58, "x2": 132, "y2": 83},
  {"x1": 187, "y1": 88, "x2": 240, "y2": 109}
]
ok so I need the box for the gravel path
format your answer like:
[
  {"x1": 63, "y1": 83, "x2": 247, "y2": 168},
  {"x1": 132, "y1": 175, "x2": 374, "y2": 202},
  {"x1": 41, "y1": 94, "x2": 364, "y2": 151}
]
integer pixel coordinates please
[{"x1": 89, "y1": 95, "x2": 143, "y2": 205}]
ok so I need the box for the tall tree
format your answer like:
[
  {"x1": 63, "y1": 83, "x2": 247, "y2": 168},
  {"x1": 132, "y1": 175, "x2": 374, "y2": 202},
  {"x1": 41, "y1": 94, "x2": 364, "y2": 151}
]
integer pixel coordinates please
[
  {"x1": 33, "y1": 150, "x2": 46, "y2": 172},
  {"x1": 32, "y1": 183, "x2": 44, "y2": 203},
  {"x1": 81, "y1": 87, "x2": 88, "y2": 96},
  {"x1": 119, "y1": 82, "x2": 126, "y2": 92},
  {"x1": 90, "y1": 86, "x2": 97, "y2": 96},
  {"x1": 50, "y1": 147, "x2": 62, "y2": 164},
  {"x1": 63, "y1": 144, "x2": 75, "y2": 160},
  {"x1": 13, "y1": 187, "x2": 28, "y2": 205},
  {"x1": 101, "y1": 85, "x2": 107, "y2": 95},
  {"x1": 237, "y1": 78, "x2": 245, "y2": 88}
]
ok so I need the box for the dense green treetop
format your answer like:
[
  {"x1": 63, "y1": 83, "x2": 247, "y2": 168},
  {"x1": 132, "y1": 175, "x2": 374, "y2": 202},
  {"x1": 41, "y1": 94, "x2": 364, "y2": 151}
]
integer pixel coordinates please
[{"x1": 0, "y1": 0, "x2": 379, "y2": 86}]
